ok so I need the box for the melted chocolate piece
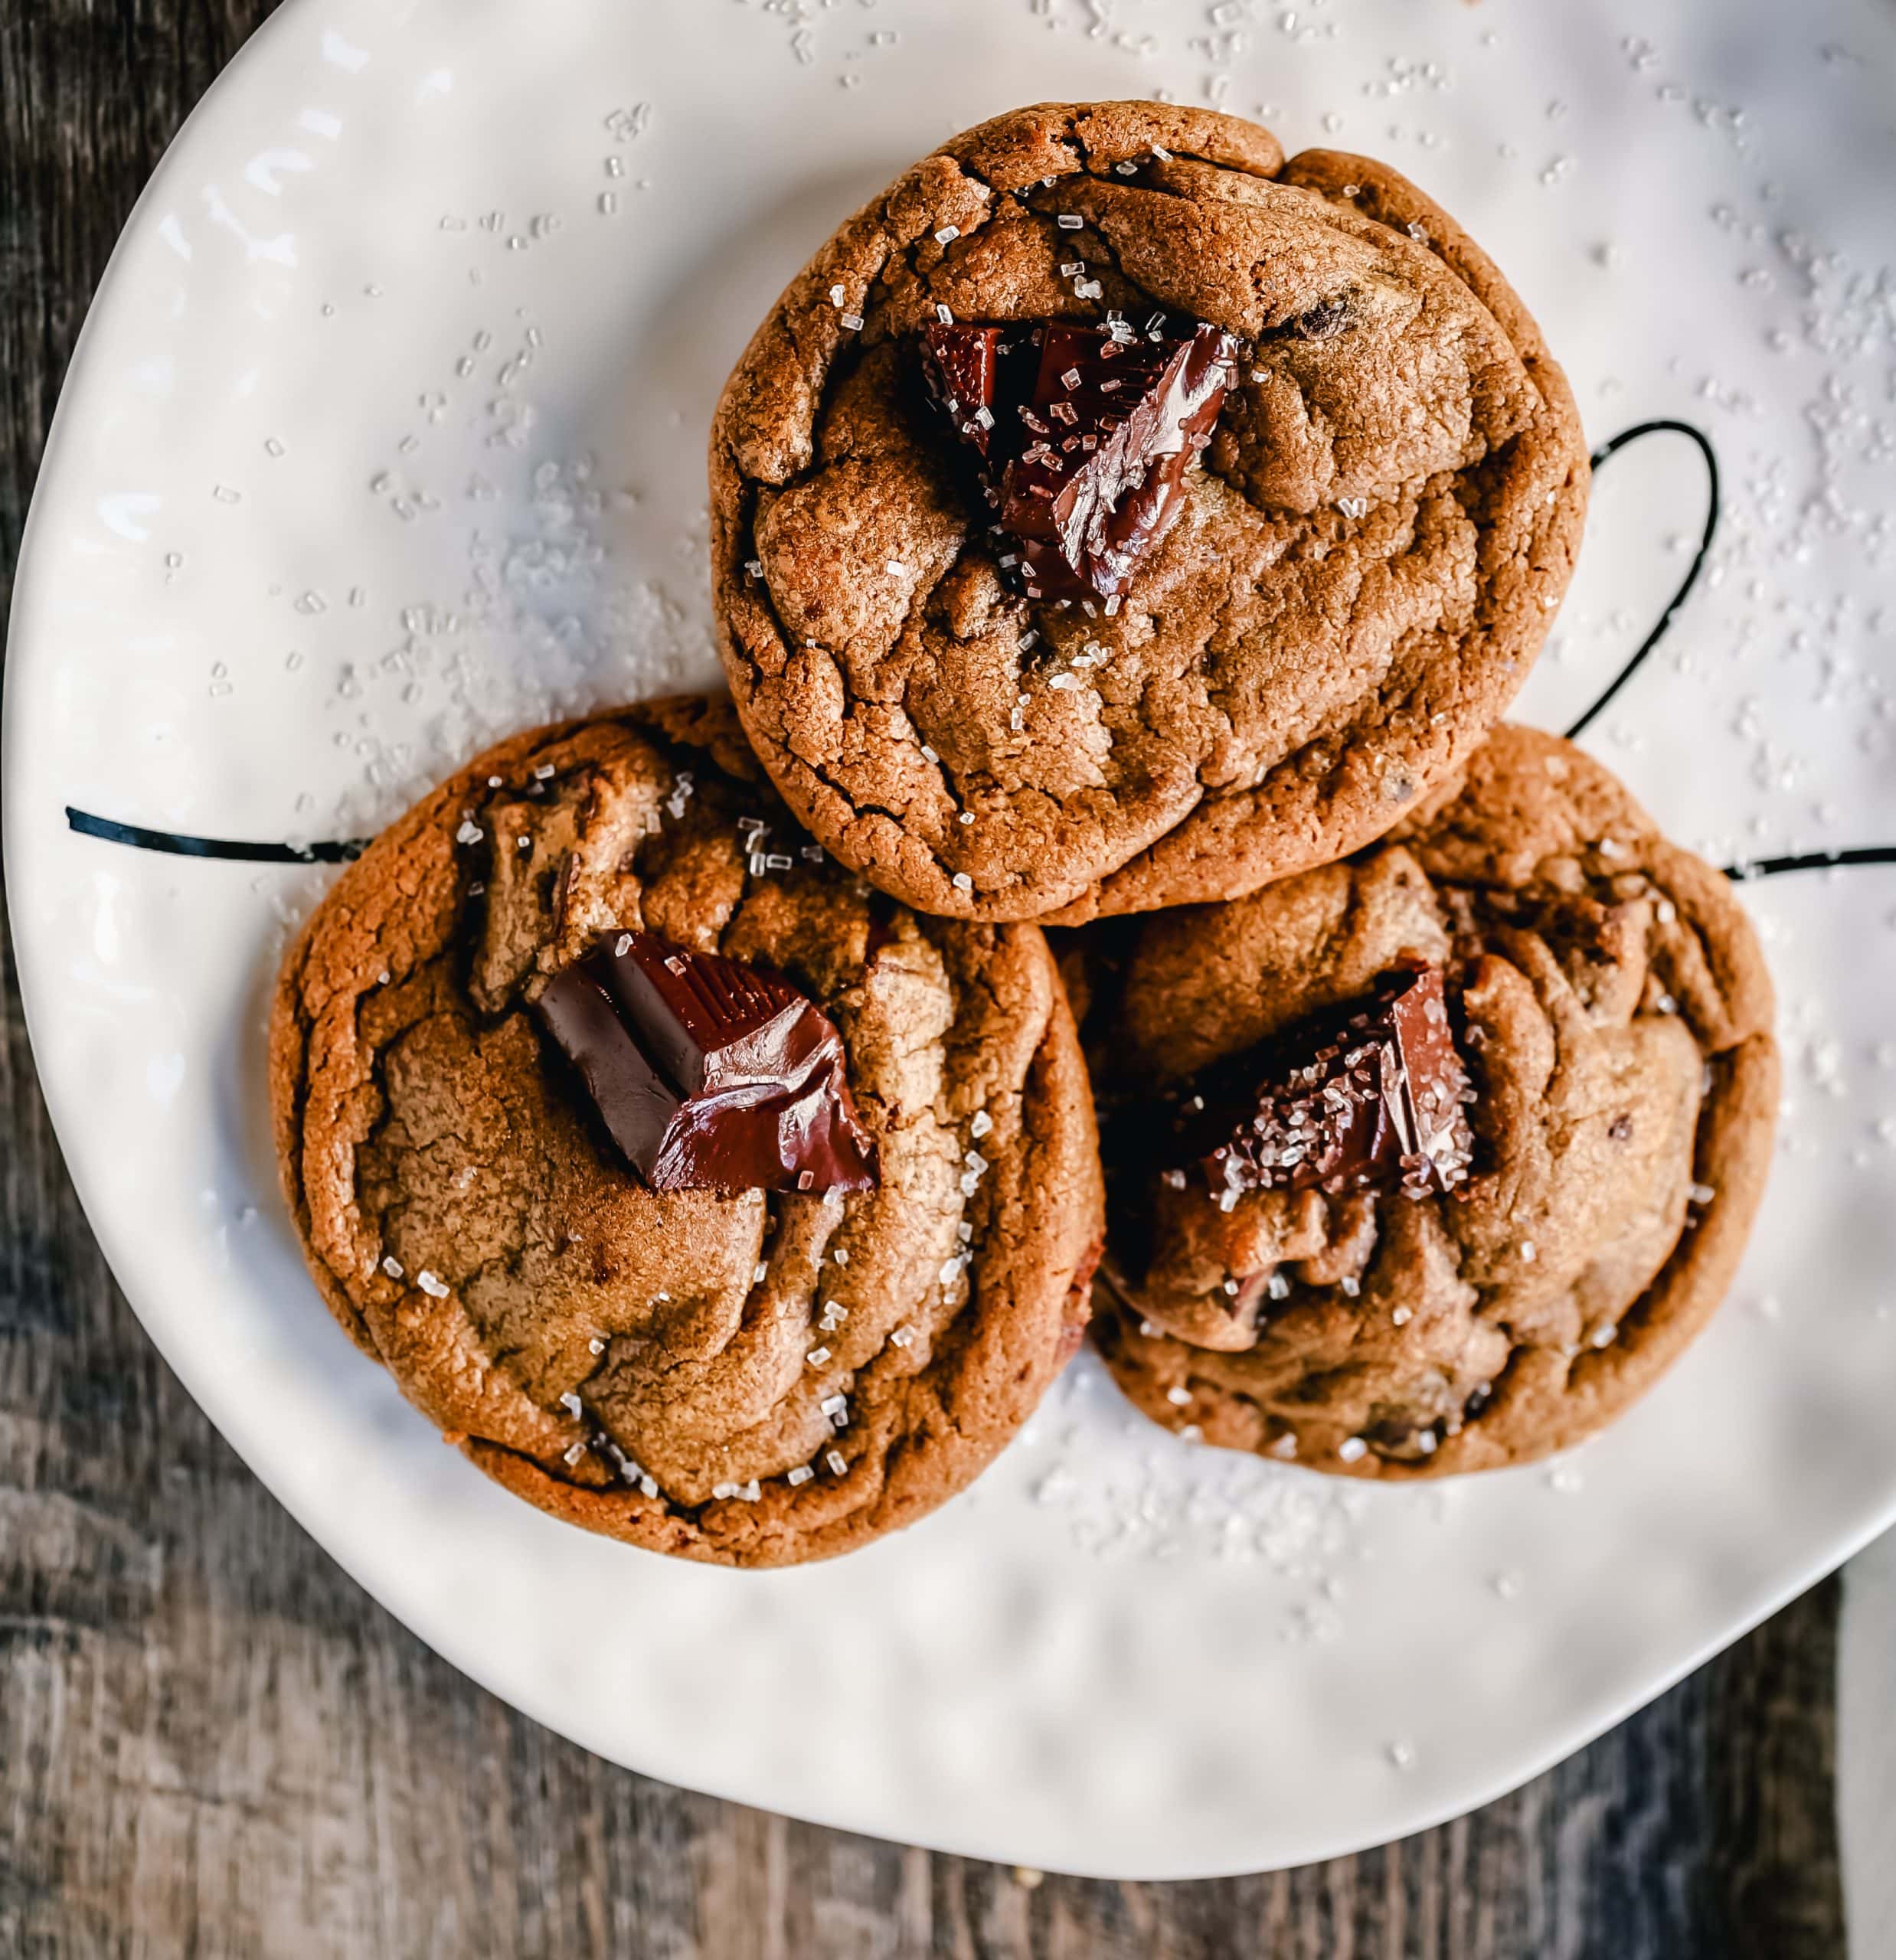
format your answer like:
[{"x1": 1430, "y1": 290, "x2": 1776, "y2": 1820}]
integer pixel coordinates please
[
  {"x1": 535, "y1": 933, "x2": 878, "y2": 1194},
  {"x1": 1267, "y1": 296, "x2": 1350, "y2": 341},
  {"x1": 921, "y1": 323, "x2": 1008, "y2": 459},
  {"x1": 1195, "y1": 965, "x2": 1473, "y2": 1202},
  {"x1": 922, "y1": 316, "x2": 1238, "y2": 601}
]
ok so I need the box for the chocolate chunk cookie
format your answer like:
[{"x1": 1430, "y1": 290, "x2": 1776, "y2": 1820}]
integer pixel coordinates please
[
  {"x1": 711, "y1": 101, "x2": 1587, "y2": 924},
  {"x1": 1081, "y1": 725, "x2": 1777, "y2": 1476},
  {"x1": 270, "y1": 697, "x2": 1103, "y2": 1566}
]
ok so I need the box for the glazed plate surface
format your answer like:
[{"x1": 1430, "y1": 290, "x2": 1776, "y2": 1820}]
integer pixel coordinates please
[{"x1": 7, "y1": 0, "x2": 1895, "y2": 1878}]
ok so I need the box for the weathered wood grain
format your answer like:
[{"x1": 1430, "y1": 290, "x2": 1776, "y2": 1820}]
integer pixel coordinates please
[{"x1": 0, "y1": 4, "x2": 1847, "y2": 1955}]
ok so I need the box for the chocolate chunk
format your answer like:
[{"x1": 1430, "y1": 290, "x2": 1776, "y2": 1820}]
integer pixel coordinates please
[
  {"x1": 922, "y1": 316, "x2": 1238, "y2": 601},
  {"x1": 535, "y1": 932, "x2": 878, "y2": 1194},
  {"x1": 1267, "y1": 296, "x2": 1350, "y2": 341},
  {"x1": 1008, "y1": 322, "x2": 1238, "y2": 601},
  {"x1": 1194, "y1": 965, "x2": 1472, "y2": 1203},
  {"x1": 920, "y1": 323, "x2": 1007, "y2": 459},
  {"x1": 534, "y1": 960, "x2": 681, "y2": 1176}
]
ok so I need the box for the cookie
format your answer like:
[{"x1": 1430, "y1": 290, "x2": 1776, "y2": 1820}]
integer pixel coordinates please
[
  {"x1": 270, "y1": 697, "x2": 1103, "y2": 1566},
  {"x1": 1080, "y1": 725, "x2": 1778, "y2": 1476},
  {"x1": 711, "y1": 100, "x2": 1587, "y2": 925}
]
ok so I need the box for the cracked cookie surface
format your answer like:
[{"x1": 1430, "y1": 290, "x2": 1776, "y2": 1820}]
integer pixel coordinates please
[
  {"x1": 270, "y1": 697, "x2": 1103, "y2": 1566},
  {"x1": 711, "y1": 101, "x2": 1587, "y2": 923},
  {"x1": 1077, "y1": 725, "x2": 1777, "y2": 1476}
]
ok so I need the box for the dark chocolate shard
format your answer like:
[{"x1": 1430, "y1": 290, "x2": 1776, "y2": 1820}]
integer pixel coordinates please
[
  {"x1": 1191, "y1": 965, "x2": 1473, "y2": 1204},
  {"x1": 535, "y1": 932, "x2": 878, "y2": 1195},
  {"x1": 920, "y1": 323, "x2": 1008, "y2": 459},
  {"x1": 534, "y1": 960, "x2": 682, "y2": 1178},
  {"x1": 593, "y1": 933, "x2": 810, "y2": 1099},
  {"x1": 922, "y1": 316, "x2": 1238, "y2": 601}
]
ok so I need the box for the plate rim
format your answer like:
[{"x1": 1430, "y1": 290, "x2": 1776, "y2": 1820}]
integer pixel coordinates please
[{"x1": 5, "y1": 0, "x2": 1891, "y2": 1880}]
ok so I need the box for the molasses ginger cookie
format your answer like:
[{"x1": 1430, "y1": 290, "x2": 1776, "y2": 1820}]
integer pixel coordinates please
[
  {"x1": 1083, "y1": 725, "x2": 1777, "y2": 1476},
  {"x1": 270, "y1": 697, "x2": 1102, "y2": 1566},
  {"x1": 711, "y1": 101, "x2": 1587, "y2": 924}
]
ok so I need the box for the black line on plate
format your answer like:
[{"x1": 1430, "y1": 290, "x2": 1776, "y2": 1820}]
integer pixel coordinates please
[
  {"x1": 1564, "y1": 419, "x2": 1721, "y2": 743},
  {"x1": 65, "y1": 807, "x2": 368, "y2": 864},
  {"x1": 1725, "y1": 847, "x2": 1896, "y2": 882}
]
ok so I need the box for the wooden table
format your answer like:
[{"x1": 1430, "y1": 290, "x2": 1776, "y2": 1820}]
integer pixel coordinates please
[{"x1": 0, "y1": 5, "x2": 1848, "y2": 1953}]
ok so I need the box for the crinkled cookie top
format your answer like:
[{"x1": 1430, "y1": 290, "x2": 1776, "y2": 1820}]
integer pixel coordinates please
[
  {"x1": 270, "y1": 698, "x2": 1101, "y2": 1566},
  {"x1": 711, "y1": 101, "x2": 1587, "y2": 923},
  {"x1": 1085, "y1": 724, "x2": 1777, "y2": 1477}
]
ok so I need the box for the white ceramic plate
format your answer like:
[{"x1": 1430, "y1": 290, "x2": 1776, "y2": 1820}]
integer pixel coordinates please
[{"x1": 8, "y1": 0, "x2": 1896, "y2": 1880}]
